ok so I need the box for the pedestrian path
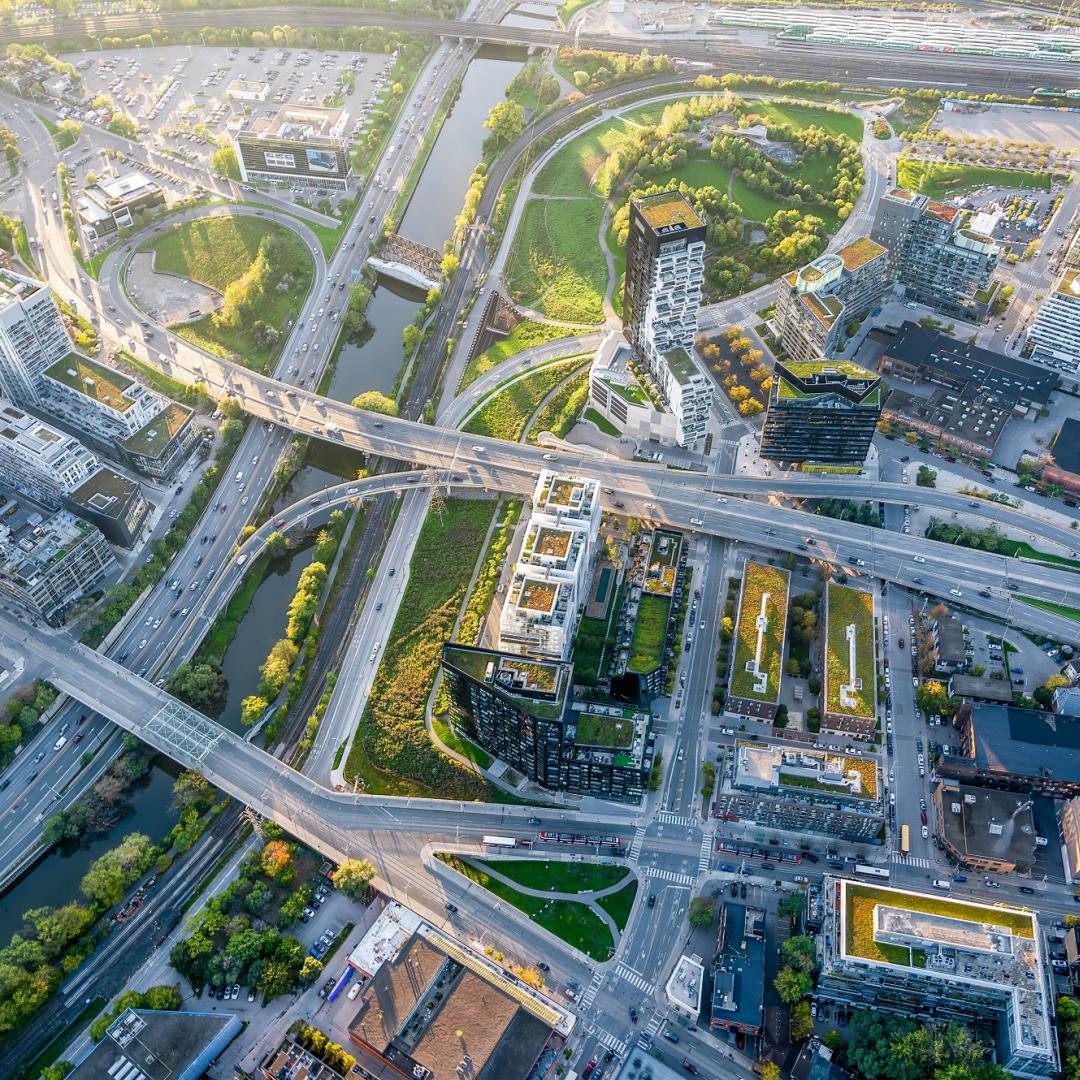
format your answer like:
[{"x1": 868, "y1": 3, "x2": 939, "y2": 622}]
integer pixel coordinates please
[
  {"x1": 641, "y1": 866, "x2": 695, "y2": 887},
  {"x1": 656, "y1": 812, "x2": 697, "y2": 828},
  {"x1": 616, "y1": 961, "x2": 656, "y2": 995},
  {"x1": 628, "y1": 824, "x2": 647, "y2": 862},
  {"x1": 698, "y1": 834, "x2": 713, "y2": 874},
  {"x1": 579, "y1": 969, "x2": 604, "y2": 1010}
]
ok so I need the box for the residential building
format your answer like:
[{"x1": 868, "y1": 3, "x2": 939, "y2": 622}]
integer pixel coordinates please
[
  {"x1": 791, "y1": 1040, "x2": 856, "y2": 1080},
  {"x1": 0, "y1": 399, "x2": 148, "y2": 545},
  {"x1": 68, "y1": 1008, "x2": 241, "y2": 1080},
  {"x1": 234, "y1": 104, "x2": 351, "y2": 191},
  {"x1": 117, "y1": 400, "x2": 200, "y2": 480},
  {"x1": 774, "y1": 237, "x2": 889, "y2": 362},
  {"x1": 1055, "y1": 684, "x2": 1080, "y2": 717},
  {"x1": 1043, "y1": 417, "x2": 1080, "y2": 496},
  {"x1": 76, "y1": 171, "x2": 164, "y2": 244},
  {"x1": 665, "y1": 953, "x2": 704, "y2": 1022},
  {"x1": 759, "y1": 359, "x2": 882, "y2": 466},
  {"x1": 948, "y1": 674, "x2": 1014, "y2": 705},
  {"x1": 940, "y1": 703, "x2": 1080, "y2": 797},
  {"x1": 1059, "y1": 797, "x2": 1080, "y2": 881},
  {"x1": 441, "y1": 644, "x2": 655, "y2": 802},
  {"x1": 817, "y1": 877, "x2": 1056, "y2": 1079},
  {"x1": 880, "y1": 322, "x2": 1057, "y2": 416},
  {"x1": 588, "y1": 332, "x2": 678, "y2": 445},
  {"x1": 622, "y1": 191, "x2": 710, "y2": 446},
  {"x1": 0, "y1": 269, "x2": 72, "y2": 405},
  {"x1": 933, "y1": 780, "x2": 1038, "y2": 873},
  {"x1": 497, "y1": 470, "x2": 600, "y2": 662},
  {"x1": 871, "y1": 188, "x2": 999, "y2": 319},
  {"x1": 1027, "y1": 267, "x2": 1080, "y2": 374},
  {"x1": 0, "y1": 486, "x2": 116, "y2": 623},
  {"x1": 711, "y1": 903, "x2": 765, "y2": 1037},
  {"x1": 933, "y1": 615, "x2": 968, "y2": 673},
  {"x1": 346, "y1": 902, "x2": 571, "y2": 1079}
]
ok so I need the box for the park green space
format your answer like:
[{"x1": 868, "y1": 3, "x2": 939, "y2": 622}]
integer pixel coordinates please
[
  {"x1": 627, "y1": 592, "x2": 671, "y2": 674},
  {"x1": 528, "y1": 370, "x2": 590, "y2": 442},
  {"x1": 742, "y1": 100, "x2": 863, "y2": 141},
  {"x1": 824, "y1": 582, "x2": 875, "y2": 718},
  {"x1": 439, "y1": 855, "x2": 615, "y2": 960},
  {"x1": 141, "y1": 215, "x2": 313, "y2": 373},
  {"x1": 476, "y1": 859, "x2": 630, "y2": 894},
  {"x1": 730, "y1": 562, "x2": 790, "y2": 703},
  {"x1": 573, "y1": 574, "x2": 625, "y2": 686},
  {"x1": 344, "y1": 499, "x2": 500, "y2": 801},
  {"x1": 597, "y1": 880, "x2": 638, "y2": 930},
  {"x1": 533, "y1": 115, "x2": 640, "y2": 197},
  {"x1": 459, "y1": 319, "x2": 575, "y2": 390},
  {"x1": 464, "y1": 359, "x2": 589, "y2": 442},
  {"x1": 888, "y1": 96, "x2": 940, "y2": 136},
  {"x1": 897, "y1": 159, "x2": 1051, "y2": 199}
]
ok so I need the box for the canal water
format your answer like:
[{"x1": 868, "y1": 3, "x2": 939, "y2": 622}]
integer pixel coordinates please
[
  {"x1": 325, "y1": 46, "x2": 526, "y2": 405},
  {"x1": 501, "y1": 3, "x2": 559, "y2": 27}
]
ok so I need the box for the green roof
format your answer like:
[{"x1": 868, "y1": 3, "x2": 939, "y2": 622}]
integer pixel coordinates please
[
  {"x1": 600, "y1": 376, "x2": 649, "y2": 406},
  {"x1": 824, "y1": 582, "x2": 875, "y2": 719},
  {"x1": 661, "y1": 346, "x2": 700, "y2": 387},
  {"x1": 574, "y1": 711, "x2": 636, "y2": 749},
  {"x1": 730, "y1": 561, "x2": 790, "y2": 704},
  {"x1": 119, "y1": 401, "x2": 193, "y2": 457},
  {"x1": 784, "y1": 359, "x2": 875, "y2": 380},
  {"x1": 68, "y1": 466, "x2": 138, "y2": 518},
  {"x1": 45, "y1": 353, "x2": 137, "y2": 413}
]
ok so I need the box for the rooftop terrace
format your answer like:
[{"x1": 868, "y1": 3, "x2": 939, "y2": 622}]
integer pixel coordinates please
[{"x1": 45, "y1": 353, "x2": 137, "y2": 413}]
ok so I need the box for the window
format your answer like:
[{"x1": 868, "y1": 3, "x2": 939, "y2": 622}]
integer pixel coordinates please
[{"x1": 263, "y1": 151, "x2": 296, "y2": 169}]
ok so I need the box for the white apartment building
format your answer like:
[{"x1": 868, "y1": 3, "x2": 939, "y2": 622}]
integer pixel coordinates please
[
  {"x1": 623, "y1": 193, "x2": 712, "y2": 447},
  {"x1": 497, "y1": 471, "x2": 602, "y2": 661},
  {"x1": 1027, "y1": 267, "x2": 1080, "y2": 374},
  {"x1": 0, "y1": 399, "x2": 102, "y2": 504},
  {"x1": 0, "y1": 270, "x2": 72, "y2": 405}
]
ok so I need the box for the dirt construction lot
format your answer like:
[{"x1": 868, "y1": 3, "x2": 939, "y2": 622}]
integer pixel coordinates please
[
  {"x1": 127, "y1": 251, "x2": 221, "y2": 326},
  {"x1": 934, "y1": 104, "x2": 1080, "y2": 153}
]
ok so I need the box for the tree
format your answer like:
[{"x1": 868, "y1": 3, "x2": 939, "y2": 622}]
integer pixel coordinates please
[
  {"x1": 81, "y1": 833, "x2": 155, "y2": 906},
  {"x1": 172, "y1": 770, "x2": 212, "y2": 813},
  {"x1": 107, "y1": 112, "x2": 139, "y2": 139},
  {"x1": 332, "y1": 858, "x2": 376, "y2": 899},
  {"x1": 760, "y1": 1064, "x2": 780, "y2": 1080},
  {"x1": 778, "y1": 893, "x2": 805, "y2": 920},
  {"x1": 261, "y1": 639, "x2": 299, "y2": 695},
  {"x1": 688, "y1": 895, "x2": 716, "y2": 927},
  {"x1": 782, "y1": 935, "x2": 817, "y2": 975},
  {"x1": 483, "y1": 100, "x2": 524, "y2": 146},
  {"x1": 790, "y1": 1000, "x2": 814, "y2": 1041},
  {"x1": 165, "y1": 662, "x2": 227, "y2": 716},
  {"x1": 260, "y1": 839, "x2": 293, "y2": 880},
  {"x1": 350, "y1": 391, "x2": 398, "y2": 416},
  {"x1": 241, "y1": 695, "x2": 269, "y2": 727},
  {"x1": 846, "y1": 1011, "x2": 918, "y2": 1080},
  {"x1": 211, "y1": 144, "x2": 240, "y2": 178},
  {"x1": 917, "y1": 464, "x2": 938, "y2": 488},
  {"x1": 774, "y1": 966, "x2": 811, "y2": 1005},
  {"x1": 299, "y1": 955, "x2": 323, "y2": 985},
  {"x1": 266, "y1": 531, "x2": 288, "y2": 558}
]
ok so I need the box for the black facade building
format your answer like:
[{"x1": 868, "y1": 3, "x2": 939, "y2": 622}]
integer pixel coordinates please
[
  {"x1": 760, "y1": 360, "x2": 883, "y2": 465},
  {"x1": 441, "y1": 644, "x2": 654, "y2": 803}
]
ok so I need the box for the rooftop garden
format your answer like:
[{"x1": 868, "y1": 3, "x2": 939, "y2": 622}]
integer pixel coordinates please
[
  {"x1": 627, "y1": 592, "x2": 670, "y2": 674},
  {"x1": 602, "y1": 376, "x2": 649, "y2": 406},
  {"x1": 729, "y1": 561, "x2": 789, "y2": 704},
  {"x1": 120, "y1": 401, "x2": 192, "y2": 457},
  {"x1": 574, "y1": 711, "x2": 636, "y2": 749},
  {"x1": 45, "y1": 353, "x2": 135, "y2": 412},
  {"x1": 824, "y1": 582, "x2": 875, "y2": 718},
  {"x1": 534, "y1": 527, "x2": 572, "y2": 559},
  {"x1": 499, "y1": 657, "x2": 559, "y2": 694},
  {"x1": 519, "y1": 579, "x2": 559, "y2": 613}
]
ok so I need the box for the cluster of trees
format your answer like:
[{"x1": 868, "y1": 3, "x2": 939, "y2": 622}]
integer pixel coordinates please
[
  {"x1": 559, "y1": 47, "x2": 673, "y2": 93},
  {"x1": 91, "y1": 986, "x2": 181, "y2": 1042},
  {"x1": 774, "y1": 935, "x2": 816, "y2": 1041},
  {"x1": 843, "y1": 1012, "x2": 1008, "y2": 1080},
  {"x1": 241, "y1": 511, "x2": 347, "y2": 726},
  {"x1": 506, "y1": 60, "x2": 559, "y2": 115},
  {"x1": 343, "y1": 280, "x2": 374, "y2": 342},
  {"x1": 688, "y1": 895, "x2": 717, "y2": 927},
  {"x1": 483, "y1": 100, "x2": 525, "y2": 153},
  {"x1": 595, "y1": 131, "x2": 693, "y2": 199},
  {"x1": 43, "y1": 740, "x2": 151, "y2": 844},
  {"x1": 0, "y1": 680, "x2": 56, "y2": 770},
  {"x1": 210, "y1": 143, "x2": 240, "y2": 180},
  {"x1": 166, "y1": 661, "x2": 228, "y2": 717},
  {"x1": 106, "y1": 112, "x2": 139, "y2": 140},
  {"x1": 293, "y1": 1022, "x2": 356, "y2": 1076},
  {"x1": 699, "y1": 326, "x2": 769, "y2": 416},
  {"x1": 787, "y1": 590, "x2": 822, "y2": 684},
  {"x1": 713, "y1": 579, "x2": 740, "y2": 714},
  {"x1": 169, "y1": 833, "x2": 322, "y2": 998},
  {"x1": 0, "y1": 210, "x2": 24, "y2": 259},
  {"x1": 916, "y1": 464, "x2": 938, "y2": 488},
  {"x1": 0, "y1": 123, "x2": 19, "y2": 172},
  {"x1": 351, "y1": 390, "x2": 398, "y2": 416},
  {"x1": 813, "y1": 498, "x2": 881, "y2": 528},
  {"x1": 1057, "y1": 995, "x2": 1080, "y2": 1080},
  {"x1": 872, "y1": 117, "x2": 891, "y2": 140},
  {"x1": 916, "y1": 678, "x2": 956, "y2": 719},
  {"x1": 84, "y1": 398, "x2": 247, "y2": 647},
  {"x1": 213, "y1": 234, "x2": 292, "y2": 339}
]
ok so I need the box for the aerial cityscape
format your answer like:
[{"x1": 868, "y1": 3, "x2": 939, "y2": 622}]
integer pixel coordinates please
[{"x1": 2, "y1": 1, "x2": 1080, "y2": 1079}]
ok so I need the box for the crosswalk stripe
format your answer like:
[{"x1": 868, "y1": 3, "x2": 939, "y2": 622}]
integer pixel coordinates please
[
  {"x1": 616, "y1": 962, "x2": 656, "y2": 994},
  {"x1": 598, "y1": 1030, "x2": 628, "y2": 1055},
  {"x1": 657, "y1": 812, "x2": 697, "y2": 827},
  {"x1": 579, "y1": 970, "x2": 604, "y2": 1010},
  {"x1": 628, "y1": 824, "x2": 647, "y2": 862},
  {"x1": 698, "y1": 834, "x2": 713, "y2": 873},
  {"x1": 890, "y1": 853, "x2": 931, "y2": 868},
  {"x1": 641, "y1": 866, "x2": 695, "y2": 887}
]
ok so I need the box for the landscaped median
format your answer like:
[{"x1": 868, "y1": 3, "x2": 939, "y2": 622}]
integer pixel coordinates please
[
  {"x1": 435, "y1": 854, "x2": 637, "y2": 961},
  {"x1": 730, "y1": 561, "x2": 790, "y2": 704},
  {"x1": 823, "y1": 581, "x2": 876, "y2": 722}
]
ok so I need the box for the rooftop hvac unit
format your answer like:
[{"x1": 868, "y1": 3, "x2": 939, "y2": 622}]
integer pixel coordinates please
[
  {"x1": 964, "y1": 793, "x2": 977, "y2": 803},
  {"x1": 951, "y1": 802, "x2": 962, "y2": 814},
  {"x1": 989, "y1": 822, "x2": 1004, "y2": 835}
]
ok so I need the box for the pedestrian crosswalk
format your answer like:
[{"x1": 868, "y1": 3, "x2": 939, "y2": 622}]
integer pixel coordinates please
[
  {"x1": 598, "y1": 1030, "x2": 629, "y2": 1056},
  {"x1": 579, "y1": 970, "x2": 604, "y2": 1011},
  {"x1": 616, "y1": 961, "x2": 656, "y2": 995},
  {"x1": 891, "y1": 853, "x2": 931, "y2": 869},
  {"x1": 656, "y1": 812, "x2": 697, "y2": 828},
  {"x1": 641, "y1": 866, "x2": 695, "y2": 887},
  {"x1": 644, "y1": 1013, "x2": 665, "y2": 1040},
  {"x1": 628, "y1": 824, "x2": 647, "y2": 862},
  {"x1": 698, "y1": 833, "x2": 713, "y2": 873}
]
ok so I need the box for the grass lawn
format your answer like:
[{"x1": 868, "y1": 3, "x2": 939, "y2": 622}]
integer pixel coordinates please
[
  {"x1": 730, "y1": 562, "x2": 790, "y2": 703},
  {"x1": 627, "y1": 592, "x2": 671, "y2": 674},
  {"x1": 440, "y1": 855, "x2": 614, "y2": 960},
  {"x1": 459, "y1": 319, "x2": 575, "y2": 390},
  {"x1": 747, "y1": 100, "x2": 864, "y2": 142},
  {"x1": 476, "y1": 859, "x2": 630, "y2": 894},
  {"x1": 196, "y1": 553, "x2": 271, "y2": 667},
  {"x1": 664, "y1": 155, "x2": 732, "y2": 192},
  {"x1": 345, "y1": 499, "x2": 499, "y2": 800},
  {"x1": 573, "y1": 574, "x2": 624, "y2": 687},
  {"x1": 897, "y1": 159, "x2": 1051, "y2": 200},
  {"x1": 825, "y1": 582, "x2": 875, "y2": 719},
  {"x1": 432, "y1": 715, "x2": 493, "y2": 770},
  {"x1": 528, "y1": 369, "x2": 590, "y2": 442},
  {"x1": 583, "y1": 407, "x2": 620, "y2": 437},
  {"x1": 596, "y1": 879, "x2": 638, "y2": 932},
  {"x1": 143, "y1": 215, "x2": 313, "y2": 373},
  {"x1": 464, "y1": 360, "x2": 588, "y2": 442},
  {"x1": 505, "y1": 197, "x2": 608, "y2": 323},
  {"x1": 533, "y1": 115, "x2": 641, "y2": 197},
  {"x1": 1019, "y1": 596, "x2": 1080, "y2": 624},
  {"x1": 889, "y1": 96, "x2": 940, "y2": 136}
]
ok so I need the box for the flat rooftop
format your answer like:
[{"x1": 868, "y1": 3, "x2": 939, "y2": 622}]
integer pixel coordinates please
[
  {"x1": 347, "y1": 900, "x2": 422, "y2": 979},
  {"x1": 243, "y1": 103, "x2": 349, "y2": 143},
  {"x1": 666, "y1": 953, "x2": 704, "y2": 1015},
  {"x1": 734, "y1": 742, "x2": 878, "y2": 801},
  {"x1": 45, "y1": 353, "x2": 137, "y2": 413},
  {"x1": 838, "y1": 236, "x2": 887, "y2": 271},
  {"x1": 951, "y1": 703, "x2": 1080, "y2": 784},
  {"x1": 119, "y1": 401, "x2": 192, "y2": 458},
  {"x1": 636, "y1": 191, "x2": 704, "y2": 234},
  {"x1": 1052, "y1": 417, "x2": 1080, "y2": 476},
  {"x1": 712, "y1": 903, "x2": 765, "y2": 1032},
  {"x1": 68, "y1": 466, "x2": 140, "y2": 520},
  {"x1": 661, "y1": 345, "x2": 701, "y2": 387},
  {"x1": 441, "y1": 644, "x2": 570, "y2": 719},
  {"x1": 882, "y1": 384, "x2": 1009, "y2": 453},
  {"x1": 936, "y1": 781, "x2": 1037, "y2": 868}
]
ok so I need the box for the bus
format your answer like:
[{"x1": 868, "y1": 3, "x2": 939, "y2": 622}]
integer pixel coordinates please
[
  {"x1": 482, "y1": 836, "x2": 519, "y2": 848},
  {"x1": 900, "y1": 825, "x2": 910, "y2": 859},
  {"x1": 854, "y1": 864, "x2": 890, "y2": 879}
]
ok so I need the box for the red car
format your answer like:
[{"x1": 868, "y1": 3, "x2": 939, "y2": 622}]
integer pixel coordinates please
[
  {"x1": 682, "y1": 1062, "x2": 701, "y2": 1076},
  {"x1": 219, "y1": 503, "x2": 227, "y2": 513},
  {"x1": 920, "y1": 811, "x2": 928, "y2": 825},
  {"x1": 583, "y1": 1061, "x2": 597, "y2": 1078}
]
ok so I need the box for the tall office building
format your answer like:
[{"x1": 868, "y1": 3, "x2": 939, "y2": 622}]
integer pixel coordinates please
[
  {"x1": 774, "y1": 237, "x2": 889, "y2": 362},
  {"x1": 1026, "y1": 268, "x2": 1080, "y2": 374},
  {"x1": 0, "y1": 270, "x2": 72, "y2": 405},
  {"x1": 871, "y1": 188, "x2": 998, "y2": 320},
  {"x1": 234, "y1": 105, "x2": 351, "y2": 191},
  {"x1": 759, "y1": 360, "x2": 882, "y2": 465},
  {"x1": 623, "y1": 191, "x2": 711, "y2": 447}
]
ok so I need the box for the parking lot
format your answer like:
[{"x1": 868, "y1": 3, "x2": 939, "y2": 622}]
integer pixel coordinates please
[{"x1": 934, "y1": 103, "x2": 1080, "y2": 155}]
